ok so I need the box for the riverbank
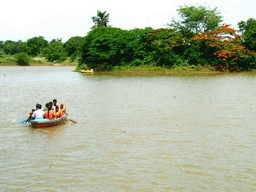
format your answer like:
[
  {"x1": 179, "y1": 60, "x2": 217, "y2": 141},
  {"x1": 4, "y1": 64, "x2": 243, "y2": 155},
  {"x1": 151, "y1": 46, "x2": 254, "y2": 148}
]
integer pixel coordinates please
[
  {"x1": 78, "y1": 65, "x2": 226, "y2": 75},
  {"x1": 2, "y1": 61, "x2": 255, "y2": 75},
  {"x1": 0, "y1": 63, "x2": 232, "y2": 75},
  {"x1": 0, "y1": 56, "x2": 77, "y2": 67}
]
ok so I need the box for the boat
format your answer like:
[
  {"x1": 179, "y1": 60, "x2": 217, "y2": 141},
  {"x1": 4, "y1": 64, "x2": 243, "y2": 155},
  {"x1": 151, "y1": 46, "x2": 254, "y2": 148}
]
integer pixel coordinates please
[
  {"x1": 29, "y1": 114, "x2": 67, "y2": 128},
  {"x1": 80, "y1": 69, "x2": 94, "y2": 74}
]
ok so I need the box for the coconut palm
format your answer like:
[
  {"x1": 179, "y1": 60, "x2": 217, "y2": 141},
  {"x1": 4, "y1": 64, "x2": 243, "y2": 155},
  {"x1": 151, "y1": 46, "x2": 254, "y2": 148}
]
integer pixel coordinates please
[{"x1": 92, "y1": 10, "x2": 110, "y2": 28}]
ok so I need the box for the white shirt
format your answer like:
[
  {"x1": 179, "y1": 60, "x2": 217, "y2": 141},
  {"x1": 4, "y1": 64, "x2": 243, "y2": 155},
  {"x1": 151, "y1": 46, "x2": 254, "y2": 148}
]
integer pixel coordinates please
[{"x1": 32, "y1": 109, "x2": 45, "y2": 119}]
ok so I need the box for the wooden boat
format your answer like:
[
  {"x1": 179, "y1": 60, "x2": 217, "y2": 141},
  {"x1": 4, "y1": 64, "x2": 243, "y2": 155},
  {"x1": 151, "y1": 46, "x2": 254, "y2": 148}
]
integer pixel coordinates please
[
  {"x1": 80, "y1": 69, "x2": 94, "y2": 74},
  {"x1": 29, "y1": 114, "x2": 67, "y2": 128}
]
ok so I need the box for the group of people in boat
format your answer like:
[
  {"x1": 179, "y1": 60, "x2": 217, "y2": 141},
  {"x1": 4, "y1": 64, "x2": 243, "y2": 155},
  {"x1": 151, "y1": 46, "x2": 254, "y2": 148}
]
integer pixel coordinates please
[{"x1": 26, "y1": 99, "x2": 66, "y2": 122}]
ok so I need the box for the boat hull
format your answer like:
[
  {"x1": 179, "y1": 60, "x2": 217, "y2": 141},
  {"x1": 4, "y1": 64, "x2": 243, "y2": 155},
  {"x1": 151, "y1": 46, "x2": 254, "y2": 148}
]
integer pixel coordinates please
[
  {"x1": 30, "y1": 114, "x2": 67, "y2": 128},
  {"x1": 80, "y1": 69, "x2": 94, "y2": 74}
]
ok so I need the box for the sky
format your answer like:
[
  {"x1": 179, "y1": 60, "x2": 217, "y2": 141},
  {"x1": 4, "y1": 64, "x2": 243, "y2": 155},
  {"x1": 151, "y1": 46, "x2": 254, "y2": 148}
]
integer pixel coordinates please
[{"x1": 1, "y1": 0, "x2": 255, "y2": 42}]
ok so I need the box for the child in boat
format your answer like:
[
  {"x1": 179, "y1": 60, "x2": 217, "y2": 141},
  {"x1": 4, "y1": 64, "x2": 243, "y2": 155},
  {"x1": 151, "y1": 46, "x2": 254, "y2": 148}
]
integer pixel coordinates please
[
  {"x1": 55, "y1": 104, "x2": 66, "y2": 118},
  {"x1": 44, "y1": 102, "x2": 55, "y2": 120},
  {"x1": 53, "y1": 99, "x2": 59, "y2": 112}
]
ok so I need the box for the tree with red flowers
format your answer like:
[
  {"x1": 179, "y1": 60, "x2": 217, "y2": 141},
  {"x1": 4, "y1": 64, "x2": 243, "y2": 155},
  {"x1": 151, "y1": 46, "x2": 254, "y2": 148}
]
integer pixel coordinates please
[{"x1": 192, "y1": 24, "x2": 256, "y2": 71}]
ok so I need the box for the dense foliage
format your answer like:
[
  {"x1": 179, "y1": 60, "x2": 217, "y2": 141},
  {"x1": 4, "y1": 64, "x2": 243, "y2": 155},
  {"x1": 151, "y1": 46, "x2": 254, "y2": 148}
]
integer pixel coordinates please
[
  {"x1": 14, "y1": 53, "x2": 30, "y2": 66},
  {"x1": 238, "y1": 18, "x2": 256, "y2": 51},
  {"x1": 64, "y1": 36, "x2": 83, "y2": 61},
  {"x1": 169, "y1": 5, "x2": 222, "y2": 35},
  {"x1": 42, "y1": 39, "x2": 67, "y2": 62},
  {"x1": 26, "y1": 36, "x2": 48, "y2": 56},
  {"x1": 80, "y1": 27, "x2": 152, "y2": 70},
  {"x1": 192, "y1": 24, "x2": 256, "y2": 71},
  {"x1": 0, "y1": 6, "x2": 255, "y2": 71}
]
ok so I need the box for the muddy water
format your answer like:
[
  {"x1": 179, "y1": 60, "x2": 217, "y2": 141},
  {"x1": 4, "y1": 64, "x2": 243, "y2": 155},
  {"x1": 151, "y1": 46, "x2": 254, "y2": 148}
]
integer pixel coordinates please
[{"x1": 0, "y1": 66, "x2": 255, "y2": 191}]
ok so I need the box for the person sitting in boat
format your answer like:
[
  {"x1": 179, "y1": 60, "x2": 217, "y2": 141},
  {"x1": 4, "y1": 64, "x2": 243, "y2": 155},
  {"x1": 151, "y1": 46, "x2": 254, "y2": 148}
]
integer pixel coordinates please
[
  {"x1": 55, "y1": 103, "x2": 66, "y2": 118},
  {"x1": 26, "y1": 109, "x2": 35, "y2": 122},
  {"x1": 43, "y1": 102, "x2": 50, "y2": 112},
  {"x1": 44, "y1": 102, "x2": 55, "y2": 120},
  {"x1": 32, "y1": 104, "x2": 45, "y2": 119},
  {"x1": 55, "y1": 107, "x2": 61, "y2": 118},
  {"x1": 59, "y1": 103, "x2": 66, "y2": 114},
  {"x1": 53, "y1": 99, "x2": 59, "y2": 112}
]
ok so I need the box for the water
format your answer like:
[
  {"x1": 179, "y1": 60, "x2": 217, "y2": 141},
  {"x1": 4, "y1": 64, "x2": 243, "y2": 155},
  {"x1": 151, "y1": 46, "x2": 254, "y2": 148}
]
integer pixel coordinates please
[{"x1": 0, "y1": 66, "x2": 255, "y2": 191}]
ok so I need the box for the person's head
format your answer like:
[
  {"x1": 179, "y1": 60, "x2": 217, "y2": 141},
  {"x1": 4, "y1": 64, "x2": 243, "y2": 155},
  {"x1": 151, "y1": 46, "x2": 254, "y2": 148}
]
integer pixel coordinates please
[
  {"x1": 36, "y1": 103, "x2": 42, "y2": 109},
  {"x1": 45, "y1": 102, "x2": 50, "y2": 110},
  {"x1": 29, "y1": 109, "x2": 36, "y2": 115},
  {"x1": 53, "y1": 99, "x2": 57, "y2": 105}
]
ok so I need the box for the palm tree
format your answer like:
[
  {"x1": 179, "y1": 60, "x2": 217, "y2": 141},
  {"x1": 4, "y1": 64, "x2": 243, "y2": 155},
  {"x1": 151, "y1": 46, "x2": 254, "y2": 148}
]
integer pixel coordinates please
[{"x1": 91, "y1": 10, "x2": 110, "y2": 28}]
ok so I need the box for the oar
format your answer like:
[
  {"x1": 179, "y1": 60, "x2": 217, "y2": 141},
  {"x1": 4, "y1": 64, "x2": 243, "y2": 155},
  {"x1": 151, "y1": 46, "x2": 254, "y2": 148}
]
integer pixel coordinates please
[
  {"x1": 20, "y1": 119, "x2": 27, "y2": 124},
  {"x1": 67, "y1": 118, "x2": 78, "y2": 123}
]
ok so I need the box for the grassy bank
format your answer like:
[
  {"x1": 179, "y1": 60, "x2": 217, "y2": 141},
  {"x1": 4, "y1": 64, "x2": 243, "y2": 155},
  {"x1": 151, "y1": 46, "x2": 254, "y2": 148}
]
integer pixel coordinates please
[
  {"x1": 89, "y1": 64, "x2": 221, "y2": 75},
  {"x1": 0, "y1": 55, "x2": 228, "y2": 75},
  {"x1": 0, "y1": 56, "x2": 77, "y2": 66}
]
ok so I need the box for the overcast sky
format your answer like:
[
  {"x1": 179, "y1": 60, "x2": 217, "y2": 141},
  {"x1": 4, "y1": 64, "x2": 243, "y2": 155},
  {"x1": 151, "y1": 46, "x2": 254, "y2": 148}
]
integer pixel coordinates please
[{"x1": 1, "y1": 0, "x2": 255, "y2": 42}]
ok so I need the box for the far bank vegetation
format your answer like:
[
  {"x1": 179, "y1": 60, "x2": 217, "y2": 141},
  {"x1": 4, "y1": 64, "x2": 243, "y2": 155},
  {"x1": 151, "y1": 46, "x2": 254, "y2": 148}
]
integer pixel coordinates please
[{"x1": 0, "y1": 5, "x2": 255, "y2": 72}]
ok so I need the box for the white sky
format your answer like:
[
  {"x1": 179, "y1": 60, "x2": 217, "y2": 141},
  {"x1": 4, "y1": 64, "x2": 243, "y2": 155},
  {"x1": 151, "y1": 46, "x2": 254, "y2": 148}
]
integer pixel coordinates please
[{"x1": 0, "y1": 0, "x2": 255, "y2": 42}]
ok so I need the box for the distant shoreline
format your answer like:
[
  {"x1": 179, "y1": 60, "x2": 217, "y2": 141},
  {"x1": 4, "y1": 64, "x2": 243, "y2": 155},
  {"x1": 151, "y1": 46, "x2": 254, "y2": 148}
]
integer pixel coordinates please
[
  {"x1": 1, "y1": 63, "x2": 256, "y2": 75},
  {"x1": 0, "y1": 63, "x2": 76, "y2": 67}
]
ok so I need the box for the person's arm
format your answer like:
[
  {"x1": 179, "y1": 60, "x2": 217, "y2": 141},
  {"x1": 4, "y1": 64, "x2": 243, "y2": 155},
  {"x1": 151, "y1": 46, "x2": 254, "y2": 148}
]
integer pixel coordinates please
[{"x1": 32, "y1": 111, "x2": 36, "y2": 119}]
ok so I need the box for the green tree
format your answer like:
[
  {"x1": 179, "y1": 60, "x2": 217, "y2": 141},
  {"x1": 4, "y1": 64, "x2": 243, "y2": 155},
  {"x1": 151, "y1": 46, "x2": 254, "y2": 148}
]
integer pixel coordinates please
[
  {"x1": 80, "y1": 27, "x2": 124, "y2": 70},
  {"x1": 3, "y1": 40, "x2": 28, "y2": 55},
  {"x1": 14, "y1": 52, "x2": 30, "y2": 66},
  {"x1": 64, "y1": 36, "x2": 83, "y2": 61},
  {"x1": 238, "y1": 18, "x2": 256, "y2": 51},
  {"x1": 0, "y1": 41, "x2": 3, "y2": 50},
  {"x1": 121, "y1": 28, "x2": 153, "y2": 66},
  {"x1": 143, "y1": 28, "x2": 186, "y2": 67},
  {"x1": 91, "y1": 10, "x2": 110, "y2": 28},
  {"x1": 26, "y1": 36, "x2": 48, "y2": 56},
  {"x1": 0, "y1": 41, "x2": 4, "y2": 56},
  {"x1": 79, "y1": 27, "x2": 153, "y2": 70},
  {"x1": 42, "y1": 39, "x2": 67, "y2": 62},
  {"x1": 169, "y1": 5, "x2": 222, "y2": 35}
]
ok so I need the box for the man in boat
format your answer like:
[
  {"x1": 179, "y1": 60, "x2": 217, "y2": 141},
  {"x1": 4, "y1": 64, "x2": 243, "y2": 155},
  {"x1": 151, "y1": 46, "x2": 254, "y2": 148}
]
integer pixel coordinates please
[{"x1": 32, "y1": 103, "x2": 45, "y2": 119}]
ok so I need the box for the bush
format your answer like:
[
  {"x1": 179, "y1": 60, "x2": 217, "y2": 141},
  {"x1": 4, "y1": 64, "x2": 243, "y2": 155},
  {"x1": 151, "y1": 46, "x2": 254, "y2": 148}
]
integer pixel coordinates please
[{"x1": 14, "y1": 53, "x2": 30, "y2": 66}]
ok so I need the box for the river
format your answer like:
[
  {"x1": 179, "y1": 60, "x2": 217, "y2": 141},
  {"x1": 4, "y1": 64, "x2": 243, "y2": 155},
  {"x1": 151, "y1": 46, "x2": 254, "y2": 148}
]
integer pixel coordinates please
[{"x1": 0, "y1": 66, "x2": 255, "y2": 191}]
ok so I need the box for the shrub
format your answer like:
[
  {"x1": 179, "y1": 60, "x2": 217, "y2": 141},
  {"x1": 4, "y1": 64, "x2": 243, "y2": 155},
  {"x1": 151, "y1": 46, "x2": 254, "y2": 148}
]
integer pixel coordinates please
[{"x1": 14, "y1": 53, "x2": 30, "y2": 66}]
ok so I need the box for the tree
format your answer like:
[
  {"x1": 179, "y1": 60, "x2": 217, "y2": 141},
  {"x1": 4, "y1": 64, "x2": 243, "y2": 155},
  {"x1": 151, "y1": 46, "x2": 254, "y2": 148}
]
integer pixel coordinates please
[
  {"x1": 42, "y1": 39, "x2": 67, "y2": 62},
  {"x1": 0, "y1": 41, "x2": 4, "y2": 50},
  {"x1": 192, "y1": 24, "x2": 256, "y2": 71},
  {"x1": 79, "y1": 27, "x2": 155, "y2": 70},
  {"x1": 121, "y1": 28, "x2": 153, "y2": 66},
  {"x1": 64, "y1": 36, "x2": 83, "y2": 61},
  {"x1": 91, "y1": 10, "x2": 110, "y2": 28},
  {"x1": 169, "y1": 5, "x2": 222, "y2": 35},
  {"x1": 143, "y1": 28, "x2": 186, "y2": 67},
  {"x1": 0, "y1": 41, "x2": 4, "y2": 56},
  {"x1": 238, "y1": 18, "x2": 256, "y2": 51},
  {"x1": 3, "y1": 40, "x2": 28, "y2": 55},
  {"x1": 26, "y1": 36, "x2": 48, "y2": 56},
  {"x1": 80, "y1": 27, "x2": 125, "y2": 70},
  {"x1": 14, "y1": 52, "x2": 30, "y2": 66}
]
